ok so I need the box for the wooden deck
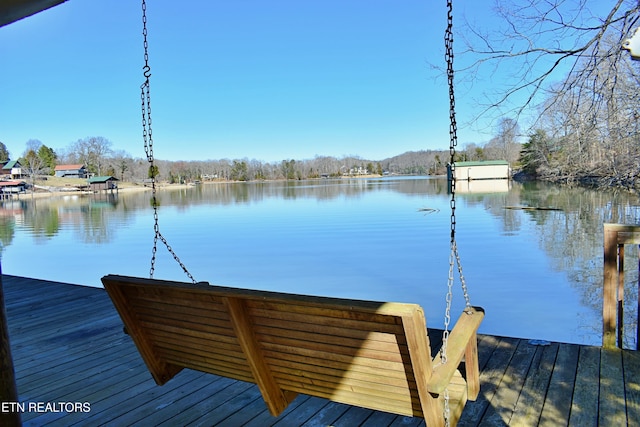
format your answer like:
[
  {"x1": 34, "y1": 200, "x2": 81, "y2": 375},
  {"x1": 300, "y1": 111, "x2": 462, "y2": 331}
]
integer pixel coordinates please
[{"x1": 3, "y1": 275, "x2": 639, "y2": 426}]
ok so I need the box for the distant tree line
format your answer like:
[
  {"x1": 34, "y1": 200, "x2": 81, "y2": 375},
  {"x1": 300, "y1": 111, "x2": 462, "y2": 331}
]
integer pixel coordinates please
[
  {"x1": 5, "y1": 76, "x2": 637, "y2": 191},
  {"x1": 1, "y1": 135, "x2": 522, "y2": 184}
]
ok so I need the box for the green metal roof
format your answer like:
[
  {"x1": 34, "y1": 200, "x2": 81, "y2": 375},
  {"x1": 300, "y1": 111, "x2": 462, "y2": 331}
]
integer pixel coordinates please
[
  {"x1": 453, "y1": 160, "x2": 509, "y2": 167},
  {"x1": 88, "y1": 176, "x2": 118, "y2": 184},
  {"x1": 2, "y1": 160, "x2": 20, "y2": 170}
]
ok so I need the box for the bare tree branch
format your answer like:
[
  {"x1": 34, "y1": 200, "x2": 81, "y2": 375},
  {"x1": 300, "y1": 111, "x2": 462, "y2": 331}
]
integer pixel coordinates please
[{"x1": 458, "y1": 0, "x2": 640, "y2": 129}]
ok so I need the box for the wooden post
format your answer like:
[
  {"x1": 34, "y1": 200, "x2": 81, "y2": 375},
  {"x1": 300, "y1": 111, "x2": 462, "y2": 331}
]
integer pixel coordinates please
[
  {"x1": 603, "y1": 223, "x2": 640, "y2": 349},
  {"x1": 0, "y1": 266, "x2": 22, "y2": 426},
  {"x1": 617, "y1": 245, "x2": 624, "y2": 348},
  {"x1": 603, "y1": 225, "x2": 618, "y2": 349}
]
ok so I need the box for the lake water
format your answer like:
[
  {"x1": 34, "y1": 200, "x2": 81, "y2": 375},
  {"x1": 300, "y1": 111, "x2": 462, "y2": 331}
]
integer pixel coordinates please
[{"x1": 1, "y1": 177, "x2": 638, "y2": 348}]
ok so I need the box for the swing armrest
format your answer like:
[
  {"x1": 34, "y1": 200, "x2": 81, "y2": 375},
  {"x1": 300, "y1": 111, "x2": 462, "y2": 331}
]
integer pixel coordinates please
[{"x1": 428, "y1": 307, "x2": 484, "y2": 396}]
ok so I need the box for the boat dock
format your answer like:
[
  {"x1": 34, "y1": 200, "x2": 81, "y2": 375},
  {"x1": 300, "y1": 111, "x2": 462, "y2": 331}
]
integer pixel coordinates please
[{"x1": 2, "y1": 275, "x2": 639, "y2": 426}]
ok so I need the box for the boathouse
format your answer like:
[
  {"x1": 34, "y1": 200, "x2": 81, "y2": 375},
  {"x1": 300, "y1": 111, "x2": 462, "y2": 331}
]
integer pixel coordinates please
[
  {"x1": 88, "y1": 176, "x2": 118, "y2": 192},
  {"x1": 0, "y1": 180, "x2": 26, "y2": 197},
  {"x1": 448, "y1": 160, "x2": 510, "y2": 181}
]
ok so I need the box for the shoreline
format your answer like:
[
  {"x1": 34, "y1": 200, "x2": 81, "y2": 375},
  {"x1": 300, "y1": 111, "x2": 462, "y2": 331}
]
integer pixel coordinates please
[{"x1": 3, "y1": 174, "x2": 393, "y2": 201}]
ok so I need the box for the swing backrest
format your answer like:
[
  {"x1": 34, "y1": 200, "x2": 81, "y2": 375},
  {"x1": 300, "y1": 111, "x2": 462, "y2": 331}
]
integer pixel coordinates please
[{"x1": 103, "y1": 274, "x2": 483, "y2": 426}]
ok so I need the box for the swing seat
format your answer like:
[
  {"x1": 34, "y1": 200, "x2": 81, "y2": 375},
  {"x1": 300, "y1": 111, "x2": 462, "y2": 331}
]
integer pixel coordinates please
[{"x1": 102, "y1": 275, "x2": 484, "y2": 426}]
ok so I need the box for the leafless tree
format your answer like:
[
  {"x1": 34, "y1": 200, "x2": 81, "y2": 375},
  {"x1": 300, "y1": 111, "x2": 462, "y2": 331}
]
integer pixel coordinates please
[
  {"x1": 460, "y1": 0, "x2": 640, "y2": 126},
  {"x1": 109, "y1": 150, "x2": 135, "y2": 181},
  {"x1": 462, "y1": 1, "x2": 640, "y2": 185},
  {"x1": 483, "y1": 118, "x2": 522, "y2": 162},
  {"x1": 22, "y1": 149, "x2": 44, "y2": 198},
  {"x1": 70, "y1": 136, "x2": 113, "y2": 176}
]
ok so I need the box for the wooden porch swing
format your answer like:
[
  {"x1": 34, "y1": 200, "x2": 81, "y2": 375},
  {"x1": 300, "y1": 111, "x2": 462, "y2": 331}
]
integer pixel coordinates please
[{"x1": 103, "y1": 1, "x2": 484, "y2": 426}]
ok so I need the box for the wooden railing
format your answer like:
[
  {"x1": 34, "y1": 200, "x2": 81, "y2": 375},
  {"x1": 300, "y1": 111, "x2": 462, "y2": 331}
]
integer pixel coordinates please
[{"x1": 603, "y1": 223, "x2": 640, "y2": 349}]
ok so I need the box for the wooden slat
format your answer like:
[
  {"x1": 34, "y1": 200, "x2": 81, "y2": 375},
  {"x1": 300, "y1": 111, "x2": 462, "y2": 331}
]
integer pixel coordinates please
[
  {"x1": 257, "y1": 333, "x2": 407, "y2": 364},
  {"x1": 251, "y1": 316, "x2": 406, "y2": 344},
  {"x1": 129, "y1": 298, "x2": 231, "y2": 325},
  {"x1": 135, "y1": 313, "x2": 237, "y2": 341},
  {"x1": 139, "y1": 319, "x2": 241, "y2": 348},
  {"x1": 266, "y1": 354, "x2": 415, "y2": 387},
  {"x1": 272, "y1": 369, "x2": 418, "y2": 404},
  {"x1": 248, "y1": 306, "x2": 405, "y2": 335},
  {"x1": 253, "y1": 325, "x2": 406, "y2": 354},
  {"x1": 142, "y1": 344, "x2": 246, "y2": 380},
  {"x1": 245, "y1": 298, "x2": 420, "y2": 321},
  {"x1": 261, "y1": 341, "x2": 409, "y2": 372},
  {"x1": 271, "y1": 375, "x2": 421, "y2": 417},
  {"x1": 250, "y1": 306, "x2": 406, "y2": 344}
]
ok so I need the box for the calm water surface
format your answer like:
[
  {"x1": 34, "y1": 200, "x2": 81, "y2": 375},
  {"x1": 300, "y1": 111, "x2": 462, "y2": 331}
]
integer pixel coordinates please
[{"x1": 1, "y1": 177, "x2": 638, "y2": 348}]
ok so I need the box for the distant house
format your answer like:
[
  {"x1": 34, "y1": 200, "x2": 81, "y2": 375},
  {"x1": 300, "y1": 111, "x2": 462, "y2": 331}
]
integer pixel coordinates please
[
  {"x1": 447, "y1": 161, "x2": 511, "y2": 181},
  {"x1": 1, "y1": 160, "x2": 24, "y2": 179},
  {"x1": 88, "y1": 176, "x2": 118, "y2": 192},
  {"x1": 55, "y1": 164, "x2": 88, "y2": 178}
]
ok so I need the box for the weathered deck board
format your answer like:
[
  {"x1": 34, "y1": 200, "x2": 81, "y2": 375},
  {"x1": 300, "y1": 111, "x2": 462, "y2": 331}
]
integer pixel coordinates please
[
  {"x1": 2, "y1": 275, "x2": 638, "y2": 426},
  {"x1": 567, "y1": 345, "x2": 600, "y2": 427},
  {"x1": 598, "y1": 349, "x2": 627, "y2": 426},
  {"x1": 624, "y1": 350, "x2": 640, "y2": 427}
]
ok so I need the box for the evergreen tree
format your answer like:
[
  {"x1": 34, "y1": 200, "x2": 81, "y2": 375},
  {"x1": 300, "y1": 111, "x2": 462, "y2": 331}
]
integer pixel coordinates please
[
  {"x1": 0, "y1": 142, "x2": 9, "y2": 162},
  {"x1": 37, "y1": 145, "x2": 57, "y2": 174},
  {"x1": 520, "y1": 130, "x2": 553, "y2": 177}
]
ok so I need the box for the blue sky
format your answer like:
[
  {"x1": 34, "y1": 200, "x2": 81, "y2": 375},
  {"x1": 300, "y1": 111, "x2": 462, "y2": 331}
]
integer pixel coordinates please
[{"x1": 1, "y1": 0, "x2": 498, "y2": 162}]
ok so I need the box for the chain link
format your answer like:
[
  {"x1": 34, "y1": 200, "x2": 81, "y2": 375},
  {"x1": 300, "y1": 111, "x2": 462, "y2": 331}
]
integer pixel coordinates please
[{"x1": 141, "y1": 0, "x2": 196, "y2": 284}]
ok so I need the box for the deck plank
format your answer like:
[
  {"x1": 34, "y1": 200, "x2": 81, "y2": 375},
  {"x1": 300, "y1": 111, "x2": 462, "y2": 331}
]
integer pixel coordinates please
[
  {"x1": 624, "y1": 350, "x2": 640, "y2": 427},
  {"x1": 510, "y1": 342, "x2": 558, "y2": 426},
  {"x1": 598, "y1": 348, "x2": 627, "y2": 426},
  {"x1": 481, "y1": 338, "x2": 538, "y2": 425},
  {"x1": 331, "y1": 405, "x2": 380, "y2": 426},
  {"x1": 568, "y1": 346, "x2": 600, "y2": 427},
  {"x1": 2, "y1": 275, "x2": 637, "y2": 426},
  {"x1": 240, "y1": 395, "x2": 314, "y2": 427},
  {"x1": 299, "y1": 401, "x2": 352, "y2": 427},
  {"x1": 457, "y1": 336, "x2": 519, "y2": 426},
  {"x1": 539, "y1": 343, "x2": 579, "y2": 426},
  {"x1": 146, "y1": 379, "x2": 256, "y2": 427}
]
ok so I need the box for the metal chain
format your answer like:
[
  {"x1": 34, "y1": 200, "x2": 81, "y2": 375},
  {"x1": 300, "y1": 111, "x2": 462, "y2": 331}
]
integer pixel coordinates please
[
  {"x1": 141, "y1": 0, "x2": 196, "y2": 284},
  {"x1": 442, "y1": 0, "x2": 473, "y2": 424},
  {"x1": 442, "y1": 0, "x2": 456, "y2": 367},
  {"x1": 442, "y1": 0, "x2": 474, "y2": 356}
]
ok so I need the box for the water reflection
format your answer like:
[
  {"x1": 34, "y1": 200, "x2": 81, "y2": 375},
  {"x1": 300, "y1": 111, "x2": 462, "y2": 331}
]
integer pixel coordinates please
[{"x1": 0, "y1": 177, "x2": 638, "y2": 348}]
